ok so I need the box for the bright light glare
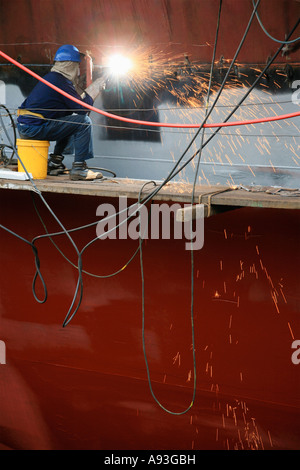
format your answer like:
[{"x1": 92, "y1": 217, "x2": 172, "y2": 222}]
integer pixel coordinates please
[{"x1": 107, "y1": 54, "x2": 133, "y2": 76}]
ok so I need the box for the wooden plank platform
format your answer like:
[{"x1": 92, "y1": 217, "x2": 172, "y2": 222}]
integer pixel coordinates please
[{"x1": 0, "y1": 173, "x2": 299, "y2": 216}]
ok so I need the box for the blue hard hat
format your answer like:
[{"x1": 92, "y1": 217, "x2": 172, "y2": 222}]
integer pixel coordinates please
[{"x1": 54, "y1": 45, "x2": 81, "y2": 62}]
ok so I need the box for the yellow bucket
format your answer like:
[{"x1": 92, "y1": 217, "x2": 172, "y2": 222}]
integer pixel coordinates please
[{"x1": 17, "y1": 139, "x2": 49, "y2": 179}]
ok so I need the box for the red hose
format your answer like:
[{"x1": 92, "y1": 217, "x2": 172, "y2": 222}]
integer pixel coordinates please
[{"x1": 1, "y1": 49, "x2": 299, "y2": 129}]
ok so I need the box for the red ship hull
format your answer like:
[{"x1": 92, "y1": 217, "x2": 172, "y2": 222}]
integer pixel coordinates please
[
  {"x1": 1, "y1": 0, "x2": 299, "y2": 65},
  {"x1": 0, "y1": 189, "x2": 299, "y2": 450}
]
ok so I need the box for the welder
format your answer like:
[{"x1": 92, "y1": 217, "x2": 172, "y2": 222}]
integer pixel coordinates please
[{"x1": 17, "y1": 44, "x2": 104, "y2": 181}]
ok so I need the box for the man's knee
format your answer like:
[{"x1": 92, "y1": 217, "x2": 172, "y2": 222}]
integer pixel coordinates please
[
  {"x1": 66, "y1": 114, "x2": 92, "y2": 139},
  {"x1": 79, "y1": 115, "x2": 92, "y2": 138}
]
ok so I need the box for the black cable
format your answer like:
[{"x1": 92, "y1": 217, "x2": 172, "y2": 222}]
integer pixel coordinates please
[
  {"x1": 138, "y1": 0, "x2": 223, "y2": 416},
  {"x1": 30, "y1": 185, "x2": 155, "y2": 280},
  {"x1": 252, "y1": 0, "x2": 300, "y2": 45},
  {"x1": 0, "y1": 222, "x2": 48, "y2": 303},
  {"x1": 191, "y1": 0, "x2": 222, "y2": 202},
  {"x1": 0, "y1": 108, "x2": 48, "y2": 303},
  {"x1": 0, "y1": 104, "x2": 16, "y2": 164},
  {"x1": 0, "y1": 111, "x2": 84, "y2": 326},
  {"x1": 62, "y1": 181, "x2": 156, "y2": 327},
  {"x1": 136, "y1": 0, "x2": 299, "y2": 414}
]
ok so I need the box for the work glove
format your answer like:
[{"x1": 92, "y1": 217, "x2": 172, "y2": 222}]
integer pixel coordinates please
[{"x1": 84, "y1": 77, "x2": 107, "y2": 100}]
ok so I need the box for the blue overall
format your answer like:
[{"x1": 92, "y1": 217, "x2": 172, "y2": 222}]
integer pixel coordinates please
[{"x1": 17, "y1": 71, "x2": 94, "y2": 162}]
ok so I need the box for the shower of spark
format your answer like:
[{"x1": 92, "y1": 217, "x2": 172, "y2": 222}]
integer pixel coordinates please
[{"x1": 96, "y1": 45, "x2": 300, "y2": 188}]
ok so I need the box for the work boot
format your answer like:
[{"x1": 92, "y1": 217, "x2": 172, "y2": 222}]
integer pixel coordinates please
[
  {"x1": 69, "y1": 161, "x2": 103, "y2": 181},
  {"x1": 47, "y1": 154, "x2": 66, "y2": 176}
]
